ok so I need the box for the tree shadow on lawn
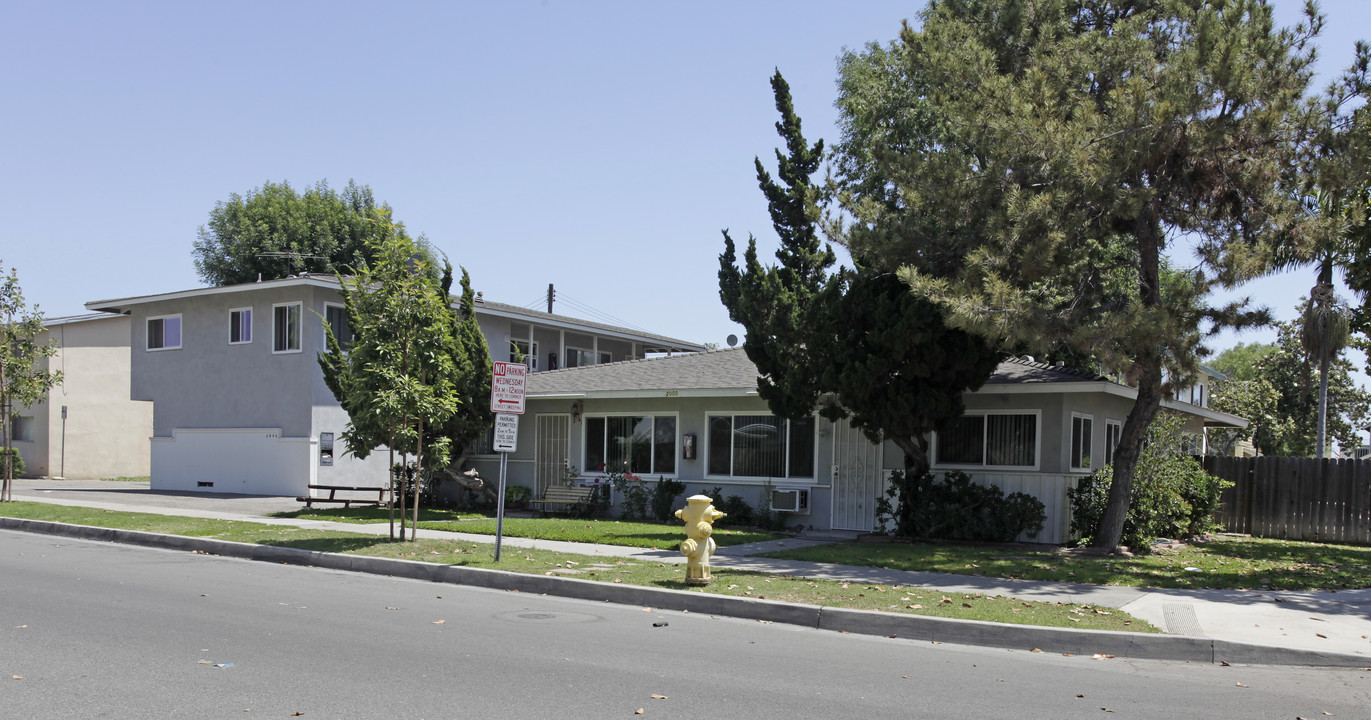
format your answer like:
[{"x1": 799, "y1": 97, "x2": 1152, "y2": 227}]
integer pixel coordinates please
[{"x1": 262, "y1": 536, "x2": 401, "y2": 554}]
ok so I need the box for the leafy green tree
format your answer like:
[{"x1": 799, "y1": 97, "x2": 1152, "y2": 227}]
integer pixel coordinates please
[
  {"x1": 719, "y1": 70, "x2": 1000, "y2": 480},
  {"x1": 1207, "y1": 375, "x2": 1285, "y2": 457},
  {"x1": 318, "y1": 230, "x2": 469, "y2": 540},
  {"x1": 1209, "y1": 343, "x2": 1278, "y2": 382},
  {"x1": 193, "y1": 179, "x2": 427, "y2": 286},
  {"x1": 0, "y1": 261, "x2": 62, "y2": 501},
  {"x1": 1253, "y1": 319, "x2": 1370, "y2": 456},
  {"x1": 833, "y1": 0, "x2": 1334, "y2": 551}
]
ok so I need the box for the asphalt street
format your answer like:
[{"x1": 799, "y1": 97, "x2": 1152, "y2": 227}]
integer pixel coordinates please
[{"x1": 3, "y1": 530, "x2": 1368, "y2": 720}]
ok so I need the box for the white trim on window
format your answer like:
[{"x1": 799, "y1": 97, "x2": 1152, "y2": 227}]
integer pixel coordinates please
[
  {"x1": 323, "y1": 302, "x2": 353, "y2": 350},
  {"x1": 565, "y1": 346, "x2": 596, "y2": 368},
  {"x1": 146, "y1": 314, "x2": 182, "y2": 351},
  {"x1": 932, "y1": 410, "x2": 1041, "y2": 472},
  {"x1": 702, "y1": 411, "x2": 817, "y2": 482},
  {"x1": 1070, "y1": 412, "x2": 1094, "y2": 472},
  {"x1": 580, "y1": 412, "x2": 679, "y2": 477},
  {"x1": 272, "y1": 302, "x2": 302, "y2": 354},
  {"x1": 510, "y1": 339, "x2": 538, "y2": 370},
  {"x1": 1104, "y1": 419, "x2": 1123, "y2": 465},
  {"x1": 229, "y1": 307, "x2": 252, "y2": 345}
]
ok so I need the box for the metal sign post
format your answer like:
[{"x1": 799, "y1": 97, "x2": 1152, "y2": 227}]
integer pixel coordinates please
[{"x1": 490, "y1": 363, "x2": 526, "y2": 562}]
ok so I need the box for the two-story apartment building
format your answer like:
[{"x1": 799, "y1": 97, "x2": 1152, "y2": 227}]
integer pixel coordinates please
[{"x1": 86, "y1": 275, "x2": 703, "y2": 496}]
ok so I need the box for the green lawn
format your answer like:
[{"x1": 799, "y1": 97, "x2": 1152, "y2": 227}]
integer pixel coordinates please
[
  {"x1": 759, "y1": 535, "x2": 1371, "y2": 592},
  {"x1": 0, "y1": 502, "x2": 1154, "y2": 633},
  {"x1": 272, "y1": 508, "x2": 783, "y2": 549}
]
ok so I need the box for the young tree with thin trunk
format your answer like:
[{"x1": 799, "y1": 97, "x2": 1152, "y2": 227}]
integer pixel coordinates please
[
  {"x1": 0, "y1": 261, "x2": 62, "y2": 501},
  {"x1": 318, "y1": 225, "x2": 464, "y2": 540}
]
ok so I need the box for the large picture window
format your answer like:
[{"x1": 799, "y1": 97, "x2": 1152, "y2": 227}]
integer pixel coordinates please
[
  {"x1": 585, "y1": 415, "x2": 676, "y2": 475},
  {"x1": 147, "y1": 315, "x2": 181, "y2": 351},
  {"x1": 935, "y1": 413, "x2": 1038, "y2": 469},
  {"x1": 273, "y1": 303, "x2": 301, "y2": 353},
  {"x1": 706, "y1": 414, "x2": 814, "y2": 479}
]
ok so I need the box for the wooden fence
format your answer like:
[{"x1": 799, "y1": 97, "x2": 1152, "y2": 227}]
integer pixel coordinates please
[{"x1": 1203, "y1": 456, "x2": 1371, "y2": 544}]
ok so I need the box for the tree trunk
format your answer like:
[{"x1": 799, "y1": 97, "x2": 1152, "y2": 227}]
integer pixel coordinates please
[
  {"x1": 412, "y1": 416, "x2": 423, "y2": 542},
  {"x1": 1091, "y1": 203, "x2": 1165, "y2": 552},
  {"x1": 387, "y1": 442, "x2": 395, "y2": 540},
  {"x1": 890, "y1": 434, "x2": 930, "y2": 537},
  {"x1": 1316, "y1": 348, "x2": 1329, "y2": 459}
]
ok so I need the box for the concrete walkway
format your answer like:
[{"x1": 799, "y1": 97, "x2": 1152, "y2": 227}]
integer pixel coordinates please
[{"x1": 9, "y1": 478, "x2": 1371, "y2": 664}]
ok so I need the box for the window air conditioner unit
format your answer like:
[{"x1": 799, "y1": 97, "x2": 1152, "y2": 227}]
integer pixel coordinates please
[{"x1": 772, "y1": 487, "x2": 809, "y2": 513}]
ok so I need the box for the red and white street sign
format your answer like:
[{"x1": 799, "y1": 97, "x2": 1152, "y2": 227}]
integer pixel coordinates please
[{"x1": 490, "y1": 361, "x2": 527, "y2": 415}]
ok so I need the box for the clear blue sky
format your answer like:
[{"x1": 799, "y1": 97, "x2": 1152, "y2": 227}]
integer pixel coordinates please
[{"x1": 3, "y1": 1, "x2": 1367, "y2": 364}]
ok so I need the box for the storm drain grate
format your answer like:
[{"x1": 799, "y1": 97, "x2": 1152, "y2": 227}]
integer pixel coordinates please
[{"x1": 1162, "y1": 603, "x2": 1205, "y2": 636}]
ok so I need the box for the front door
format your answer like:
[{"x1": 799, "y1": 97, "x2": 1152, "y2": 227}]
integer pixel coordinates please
[
  {"x1": 534, "y1": 414, "x2": 571, "y2": 497},
  {"x1": 830, "y1": 419, "x2": 884, "y2": 531}
]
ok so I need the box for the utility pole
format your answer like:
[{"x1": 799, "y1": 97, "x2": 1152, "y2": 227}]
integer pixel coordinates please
[{"x1": 547, "y1": 283, "x2": 555, "y2": 314}]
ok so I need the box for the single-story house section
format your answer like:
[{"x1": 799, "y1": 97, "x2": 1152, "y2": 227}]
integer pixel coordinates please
[
  {"x1": 85, "y1": 275, "x2": 703, "y2": 496},
  {"x1": 495, "y1": 348, "x2": 1248, "y2": 544},
  {"x1": 9, "y1": 313, "x2": 154, "y2": 479}
]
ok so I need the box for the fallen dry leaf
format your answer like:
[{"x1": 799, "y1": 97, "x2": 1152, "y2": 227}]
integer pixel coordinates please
[
  {"x1": 1236, "y1": 682, "x2": 1248, "y2": 688},
  {"x1": 907, "y1": 604, "x2": 923, "y2": 610},
  {"x1": 1220, "y1": 661, "x2": 1231, "y2": 666},
  {"x1": 650, "y1": 694, "x2": 667, "y2": 700},
  {"x1": 1316, "y1": 633, "x2": 1328, "y2": 639},
  {"x1": 432, "y1": 620, "x2": 445, "y2": 624},
  {"x1": 634, "y1": 709, "x2": 644, "y2": 715},
  {"x1": 1076, "y1": 694, "x2": 1085, "y2": 698},
  {"x1": 1031, "y1": 648, "x2": 1044, "y2": 653},
  {"x1": 12, "y1": 675, "x2": 23, "y2": 680}
]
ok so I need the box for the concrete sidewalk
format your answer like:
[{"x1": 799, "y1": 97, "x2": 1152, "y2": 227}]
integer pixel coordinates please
[{"x1": 9, "y1": 478, "x2": 1371, "y2": 665}]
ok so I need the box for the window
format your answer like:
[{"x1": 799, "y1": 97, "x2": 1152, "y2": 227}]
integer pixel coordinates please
[
  {"x1": 229, "y1": 308, "x2": 252, "y2": 344},
  {"x1": 585, "y1": 415, "x2": 676, "y2": 475},
  {"x1": 1070, "y1": 413, "x2": 1093, "y2": 471},
  {"x1": 319, "y1": 433, "x2": 334, "y2": 466},
  {"x1": 599, "y1": 352, "x2": 612, "y2": 365},
  {"x1": 934, "y1": 413, "x2": 1038, "y2": 469},
  {"x1": 324, "y1": 304, "x2": 353, "y2": 351},
  {"x1": 565, "y1": 348, "x2": 596, "y2": 368},
  {"x1": 273, "y1": 303, "x2": 301, "y2": 353},
  {"x1": 1104, "y1": 420, "x2": 1122, "y2": 465},
  {"x1": 706, "y1": 414, "x2": 814, "y2": 479},
  {"x1": 510, "y1": 339, "x2": 538, "y2": 370},
  {"x1": 11, "y1": 416, "x2": 35, "y2": 443},
  {"x1": 147, "y1": 315, "x2": 182, "y2": 351}
]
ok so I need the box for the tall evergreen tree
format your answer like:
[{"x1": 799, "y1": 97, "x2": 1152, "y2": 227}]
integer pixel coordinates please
[
  {"x1": 719, "y1": 71, "x2": 999, "y2": 479},
  {"x1": 832, "y1": 0, "x2": 1341, "y2": 550}
]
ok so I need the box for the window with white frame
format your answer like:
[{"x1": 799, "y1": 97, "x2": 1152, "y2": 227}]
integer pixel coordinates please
[
  {"x1": 585, "y1": 415, "x2": 676, "y2": 475},
  {"x1": 1104, "y1": 419, "x2": 1122, "y2": 465},
  {"x1": 565, "y1": 347, "x2": 596, "y2": 368},
  {"x1": 934, "y1": 412, "x2": 1038, "y2": 468},
  {"x1": 510, "y1": 339, "x2": 538, "y2": 370},
  {"x1": 706, "y1": 414, "x2": 814, "y2": 479},
  {"x1": 147, "y1": 314, "x2": 182, "y2": 351},
  {"x1": 1070, "y1": 413, "x2": 1094, "y2": 471},
  {"x1": 229, "y1": 308, "x2": 252, "y2": 344},
  {"x1": 273, "y1": 303, "x2": 301, "y2": 353},
  {"x1": 324, "y1": 303, "x2": 353, "y2": 351}
]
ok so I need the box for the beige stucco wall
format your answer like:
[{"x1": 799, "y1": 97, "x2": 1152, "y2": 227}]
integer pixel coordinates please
[{"x1": 13, "y1": 315, "x2": 152, "y2": 479}]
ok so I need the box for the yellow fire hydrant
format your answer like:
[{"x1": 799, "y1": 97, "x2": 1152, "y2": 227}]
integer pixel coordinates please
[{"x1": 676, "y1": 494, "x2": 726, "y2": 586}]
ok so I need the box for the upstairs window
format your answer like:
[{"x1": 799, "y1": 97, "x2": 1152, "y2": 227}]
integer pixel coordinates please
[
  {"x1": 510, "y1": 339, "x2": 538, "y2": 370},
  {"x1": 324, "y1": 304, "x2": 353, "y2": 351},
  {"x1": 566, "y1": 348, "x2": 596, "y2": 368},
  {"x1": 1104, "y1": 420, "x2": 1123, "y2": 465},
  {"x1": 273, "y1": 303, "x2": 301, "y2": 353},
  {"x1": 147, "y1": 315, "x2": 182, "y2": 351},
  {"x1": 229, "y1": 308, "x2": 252, "y2": 344}
]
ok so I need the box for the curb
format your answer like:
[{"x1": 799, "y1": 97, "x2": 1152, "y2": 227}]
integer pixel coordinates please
[{"x1": 5, "y1": 517, "x2": 1366, "y2": 668}]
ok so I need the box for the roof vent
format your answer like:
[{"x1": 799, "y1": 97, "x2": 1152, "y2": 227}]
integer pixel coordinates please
[{"x1": 476, "y1": 292, "x2": 484, "y2": 302}]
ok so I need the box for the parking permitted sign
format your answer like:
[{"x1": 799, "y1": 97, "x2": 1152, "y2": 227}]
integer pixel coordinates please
[
  {"x1": 490, "y1": 361, "x2": 527, "y2": 414},
  {"x1": 493, "y1": 413, "x2": 519, "y2": 453}
]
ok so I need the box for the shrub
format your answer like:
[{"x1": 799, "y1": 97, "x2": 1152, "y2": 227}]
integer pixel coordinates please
[
  {"x1": 650, "y1": 476, "x2": 687, "y2": 522},
  {"x1": 611, "y1": 469, "x2": 650, "y2": 521},
  {"x1": 875, "y1": 470, "x2": 1046, "y2": 542},
  {"x1": 1, "y1": 448, "x2": 24, "y2": 477},
  {"x1": 504, "y1": 485, "x2": 531, "y2": 508},
  {"x1": 1068, "y1": 413, "x2": 1232, "y2": 552}
]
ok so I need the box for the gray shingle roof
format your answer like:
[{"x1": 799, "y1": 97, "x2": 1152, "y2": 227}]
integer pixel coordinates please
[
  {"x1": 526, "y1": 349, "x2": 1112, "y2": 397},
  {"x1": 527, "y1": 348, "x2": 759, "y2": 395}
]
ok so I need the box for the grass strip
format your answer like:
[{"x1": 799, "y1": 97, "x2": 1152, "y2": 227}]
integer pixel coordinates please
[
  {"x1": 273, "y1": 508, "x2": 782, "y2": 549},
  {"x1": 0, "y1": 502, "x2": 1153, "y2": 633},
  {"x1": 759, "y1": 535, "x2": 1371, "y2": 592}
]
